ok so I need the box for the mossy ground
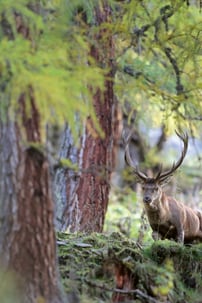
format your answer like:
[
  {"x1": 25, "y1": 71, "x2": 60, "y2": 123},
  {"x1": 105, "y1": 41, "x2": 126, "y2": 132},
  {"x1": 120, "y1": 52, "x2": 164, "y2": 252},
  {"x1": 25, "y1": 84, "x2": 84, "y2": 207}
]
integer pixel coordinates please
[{"x1": 58, "y1": 232, "x2": 202, "y2": 303}]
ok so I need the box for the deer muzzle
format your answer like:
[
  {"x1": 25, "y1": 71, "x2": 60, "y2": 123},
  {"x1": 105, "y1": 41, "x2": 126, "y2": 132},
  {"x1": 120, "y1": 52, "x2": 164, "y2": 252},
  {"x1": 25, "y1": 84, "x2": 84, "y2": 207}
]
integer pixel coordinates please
[{"x1": 143, "y1": 196, "x2": 152, "y2": 203}]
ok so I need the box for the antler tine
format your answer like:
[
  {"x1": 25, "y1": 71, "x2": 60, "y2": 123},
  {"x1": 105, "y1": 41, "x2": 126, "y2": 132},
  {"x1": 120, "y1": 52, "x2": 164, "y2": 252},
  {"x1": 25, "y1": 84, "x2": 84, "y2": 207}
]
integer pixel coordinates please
[
  {"x1": 157, "y1": 131, "x2": 188, "y2": 183},
  {"x1": 155, "y1": 164, "x2": 163, "y2": 179},
  {"x1": 123, "y1": 129, "x2": 136, "y2": 170},
  {"x1": 123, "y1": 129, "x2": 148, "y2": 181}
]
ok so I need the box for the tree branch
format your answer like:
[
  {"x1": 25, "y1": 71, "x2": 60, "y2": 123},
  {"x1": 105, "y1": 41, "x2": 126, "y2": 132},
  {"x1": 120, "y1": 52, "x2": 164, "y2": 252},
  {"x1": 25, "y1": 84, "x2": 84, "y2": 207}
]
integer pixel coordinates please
[
  {"x1": 85, "y1": 279, "x2": 161, "y2": 303},
  {"x1": 163, "y1": 47, "x2": 184, "y2": 95},
  {"x1": 149, "y1": 5, "x2": 185, "y2": 96}
]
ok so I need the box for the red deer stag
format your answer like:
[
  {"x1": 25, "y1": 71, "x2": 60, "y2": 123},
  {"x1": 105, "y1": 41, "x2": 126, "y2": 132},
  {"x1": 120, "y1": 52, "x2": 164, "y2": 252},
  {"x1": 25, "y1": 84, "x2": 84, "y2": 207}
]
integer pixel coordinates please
[{"x1": 125, "y1": 131, "x2": 202, "y2": 244}]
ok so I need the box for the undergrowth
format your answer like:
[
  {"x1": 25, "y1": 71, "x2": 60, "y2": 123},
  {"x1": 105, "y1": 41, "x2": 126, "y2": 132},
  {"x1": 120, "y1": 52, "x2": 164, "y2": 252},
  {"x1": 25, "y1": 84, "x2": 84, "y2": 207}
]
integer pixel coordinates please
[{"x1": 58, "y1": 232, "x2": 202, "y2": 303}]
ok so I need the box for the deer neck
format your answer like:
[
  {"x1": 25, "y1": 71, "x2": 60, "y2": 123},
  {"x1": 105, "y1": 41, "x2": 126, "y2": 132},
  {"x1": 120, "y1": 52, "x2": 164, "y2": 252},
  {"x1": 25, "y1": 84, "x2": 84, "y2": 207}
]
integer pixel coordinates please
[
  {"x1": 145, "y1": 189, "x2": 164, "y2": 212},
  {"x1": 160, "y1": 191, "x2": 169, "y2": 206}
]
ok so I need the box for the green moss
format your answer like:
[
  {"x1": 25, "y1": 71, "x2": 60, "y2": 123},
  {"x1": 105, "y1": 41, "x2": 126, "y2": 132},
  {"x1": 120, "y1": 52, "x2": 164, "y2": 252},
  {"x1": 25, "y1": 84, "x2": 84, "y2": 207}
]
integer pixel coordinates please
[{"x1": 58, "y1": 232, "x2": 202, "y2": 302}]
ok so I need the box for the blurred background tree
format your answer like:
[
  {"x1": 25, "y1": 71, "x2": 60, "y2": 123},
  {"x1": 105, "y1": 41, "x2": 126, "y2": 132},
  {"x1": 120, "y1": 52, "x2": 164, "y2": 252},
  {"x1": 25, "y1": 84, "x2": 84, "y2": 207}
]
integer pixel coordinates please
[{"x1": 54, "y1": 0, "x2": 120, "y2": 233}]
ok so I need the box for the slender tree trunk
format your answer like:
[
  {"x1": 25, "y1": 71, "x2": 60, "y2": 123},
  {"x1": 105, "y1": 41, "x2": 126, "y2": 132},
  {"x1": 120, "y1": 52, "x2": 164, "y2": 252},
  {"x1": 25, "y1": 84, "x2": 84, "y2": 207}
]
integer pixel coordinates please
[
  {"x1": 0, "y1": 94, "x2": 65, "y2": 303},
  {"x1": 55, "y1": 1, "x2": 119, "y2": 232}
]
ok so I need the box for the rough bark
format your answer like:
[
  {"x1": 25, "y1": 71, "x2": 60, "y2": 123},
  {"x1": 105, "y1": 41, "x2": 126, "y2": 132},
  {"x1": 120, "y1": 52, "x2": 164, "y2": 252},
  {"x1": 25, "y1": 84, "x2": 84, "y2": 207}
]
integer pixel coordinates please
[
  {"x1": 0, "y1": 94, "x2": 65, "y2": 303},
  {"x1": 55, "y1": 1, "x2": 119, "y2": 232}
]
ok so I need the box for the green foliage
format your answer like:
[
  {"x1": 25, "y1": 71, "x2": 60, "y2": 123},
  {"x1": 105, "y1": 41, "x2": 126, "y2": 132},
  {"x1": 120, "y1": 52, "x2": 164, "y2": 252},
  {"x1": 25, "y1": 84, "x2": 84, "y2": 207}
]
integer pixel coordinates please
[
  {"x1": 59, "y1": 158, "x2": 78, "y2": 170},
  {"x1": 0, "y1": 0, "x2": 43, "y2": 39},
  {"x1": 104, "y1": 187, "x2": 152, "y2": 242},
  {"x1": 64, "y1": 0, "x2": 99, "y2": 25},
  {"x1": 115, "y1": 0, "x2": 202, "y2": 133},
  {"x1": 104, "y1": 188, "x2": 140, "y2": 237},
  {"x1": 1, "y1": 0, "x2": 201, "y2": 138},
  {"x1": 0, "y1": 0, "x2": 105, "y2": 140}
]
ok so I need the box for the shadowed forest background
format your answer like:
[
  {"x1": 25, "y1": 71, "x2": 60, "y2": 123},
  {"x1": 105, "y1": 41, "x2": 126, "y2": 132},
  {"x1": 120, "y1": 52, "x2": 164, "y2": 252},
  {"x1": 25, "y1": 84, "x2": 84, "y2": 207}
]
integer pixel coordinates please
[{"x1": 0, "y1": 0, "x2": 202, "y2": 302}]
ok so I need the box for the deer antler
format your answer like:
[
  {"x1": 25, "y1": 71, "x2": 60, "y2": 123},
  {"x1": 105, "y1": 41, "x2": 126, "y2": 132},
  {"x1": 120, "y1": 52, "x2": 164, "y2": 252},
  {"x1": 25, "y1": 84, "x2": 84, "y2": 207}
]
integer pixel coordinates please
[
  {"x1": 124, "y1": 130, "x2": 188, "y2": 184},
  {"x1": 156, "y1": 131, "x2": 188, "y2": 184},
  {"x1": 123, "y1": 130, "x2": 148, "y2": 182}
]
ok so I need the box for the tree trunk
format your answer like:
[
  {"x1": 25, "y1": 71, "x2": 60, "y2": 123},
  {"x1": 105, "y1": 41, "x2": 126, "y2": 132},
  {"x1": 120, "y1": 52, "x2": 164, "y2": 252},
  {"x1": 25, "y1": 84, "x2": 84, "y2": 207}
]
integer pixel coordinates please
[
  {"x1": 55, "y1": 1, "x2": 119, "y2": 232},
  {"x1": 0, "y1": 94, "x2": 65, "y2": 303}
]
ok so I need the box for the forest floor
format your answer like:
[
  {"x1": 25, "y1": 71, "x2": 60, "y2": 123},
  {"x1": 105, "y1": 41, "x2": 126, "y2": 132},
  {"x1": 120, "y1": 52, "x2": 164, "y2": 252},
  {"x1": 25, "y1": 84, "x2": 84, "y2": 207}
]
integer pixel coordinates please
[{"x1": 58, "y1": 232, "x2": 202, "y2": 303}]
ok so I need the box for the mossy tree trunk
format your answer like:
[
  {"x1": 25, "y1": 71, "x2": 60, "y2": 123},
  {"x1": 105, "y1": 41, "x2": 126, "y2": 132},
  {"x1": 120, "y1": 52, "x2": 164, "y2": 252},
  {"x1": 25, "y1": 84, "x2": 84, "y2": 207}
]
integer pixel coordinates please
[
  {"x1": 0, "y1": 94, "x2": 65, "y2": 303},
  {"x1": 55, "y1": 1, "x2": 119, "y2": 232},
  {"x1": 0, "y1": 11, "x2": 65, "y2": 303}
]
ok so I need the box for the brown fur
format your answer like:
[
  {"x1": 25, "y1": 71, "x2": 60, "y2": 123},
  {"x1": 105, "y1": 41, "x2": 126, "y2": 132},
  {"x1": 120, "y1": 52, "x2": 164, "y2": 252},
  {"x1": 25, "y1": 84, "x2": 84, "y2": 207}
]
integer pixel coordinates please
[
  {"x1": 125, "y1": 131, "x2": 202, "y2": 244},
  {"x1": 196, "y1": 211, "x2": 202, "y2": 230},
  {"x1": 142, "y1": 183, "x2": 202, "y2": 244}
]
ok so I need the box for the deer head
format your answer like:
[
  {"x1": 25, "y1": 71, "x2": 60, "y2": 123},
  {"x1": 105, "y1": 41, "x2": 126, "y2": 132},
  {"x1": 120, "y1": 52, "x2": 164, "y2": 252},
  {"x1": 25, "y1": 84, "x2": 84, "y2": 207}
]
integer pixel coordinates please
[{"x1": 124, "y1": 130, "x2": 188, "y2": 205}]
